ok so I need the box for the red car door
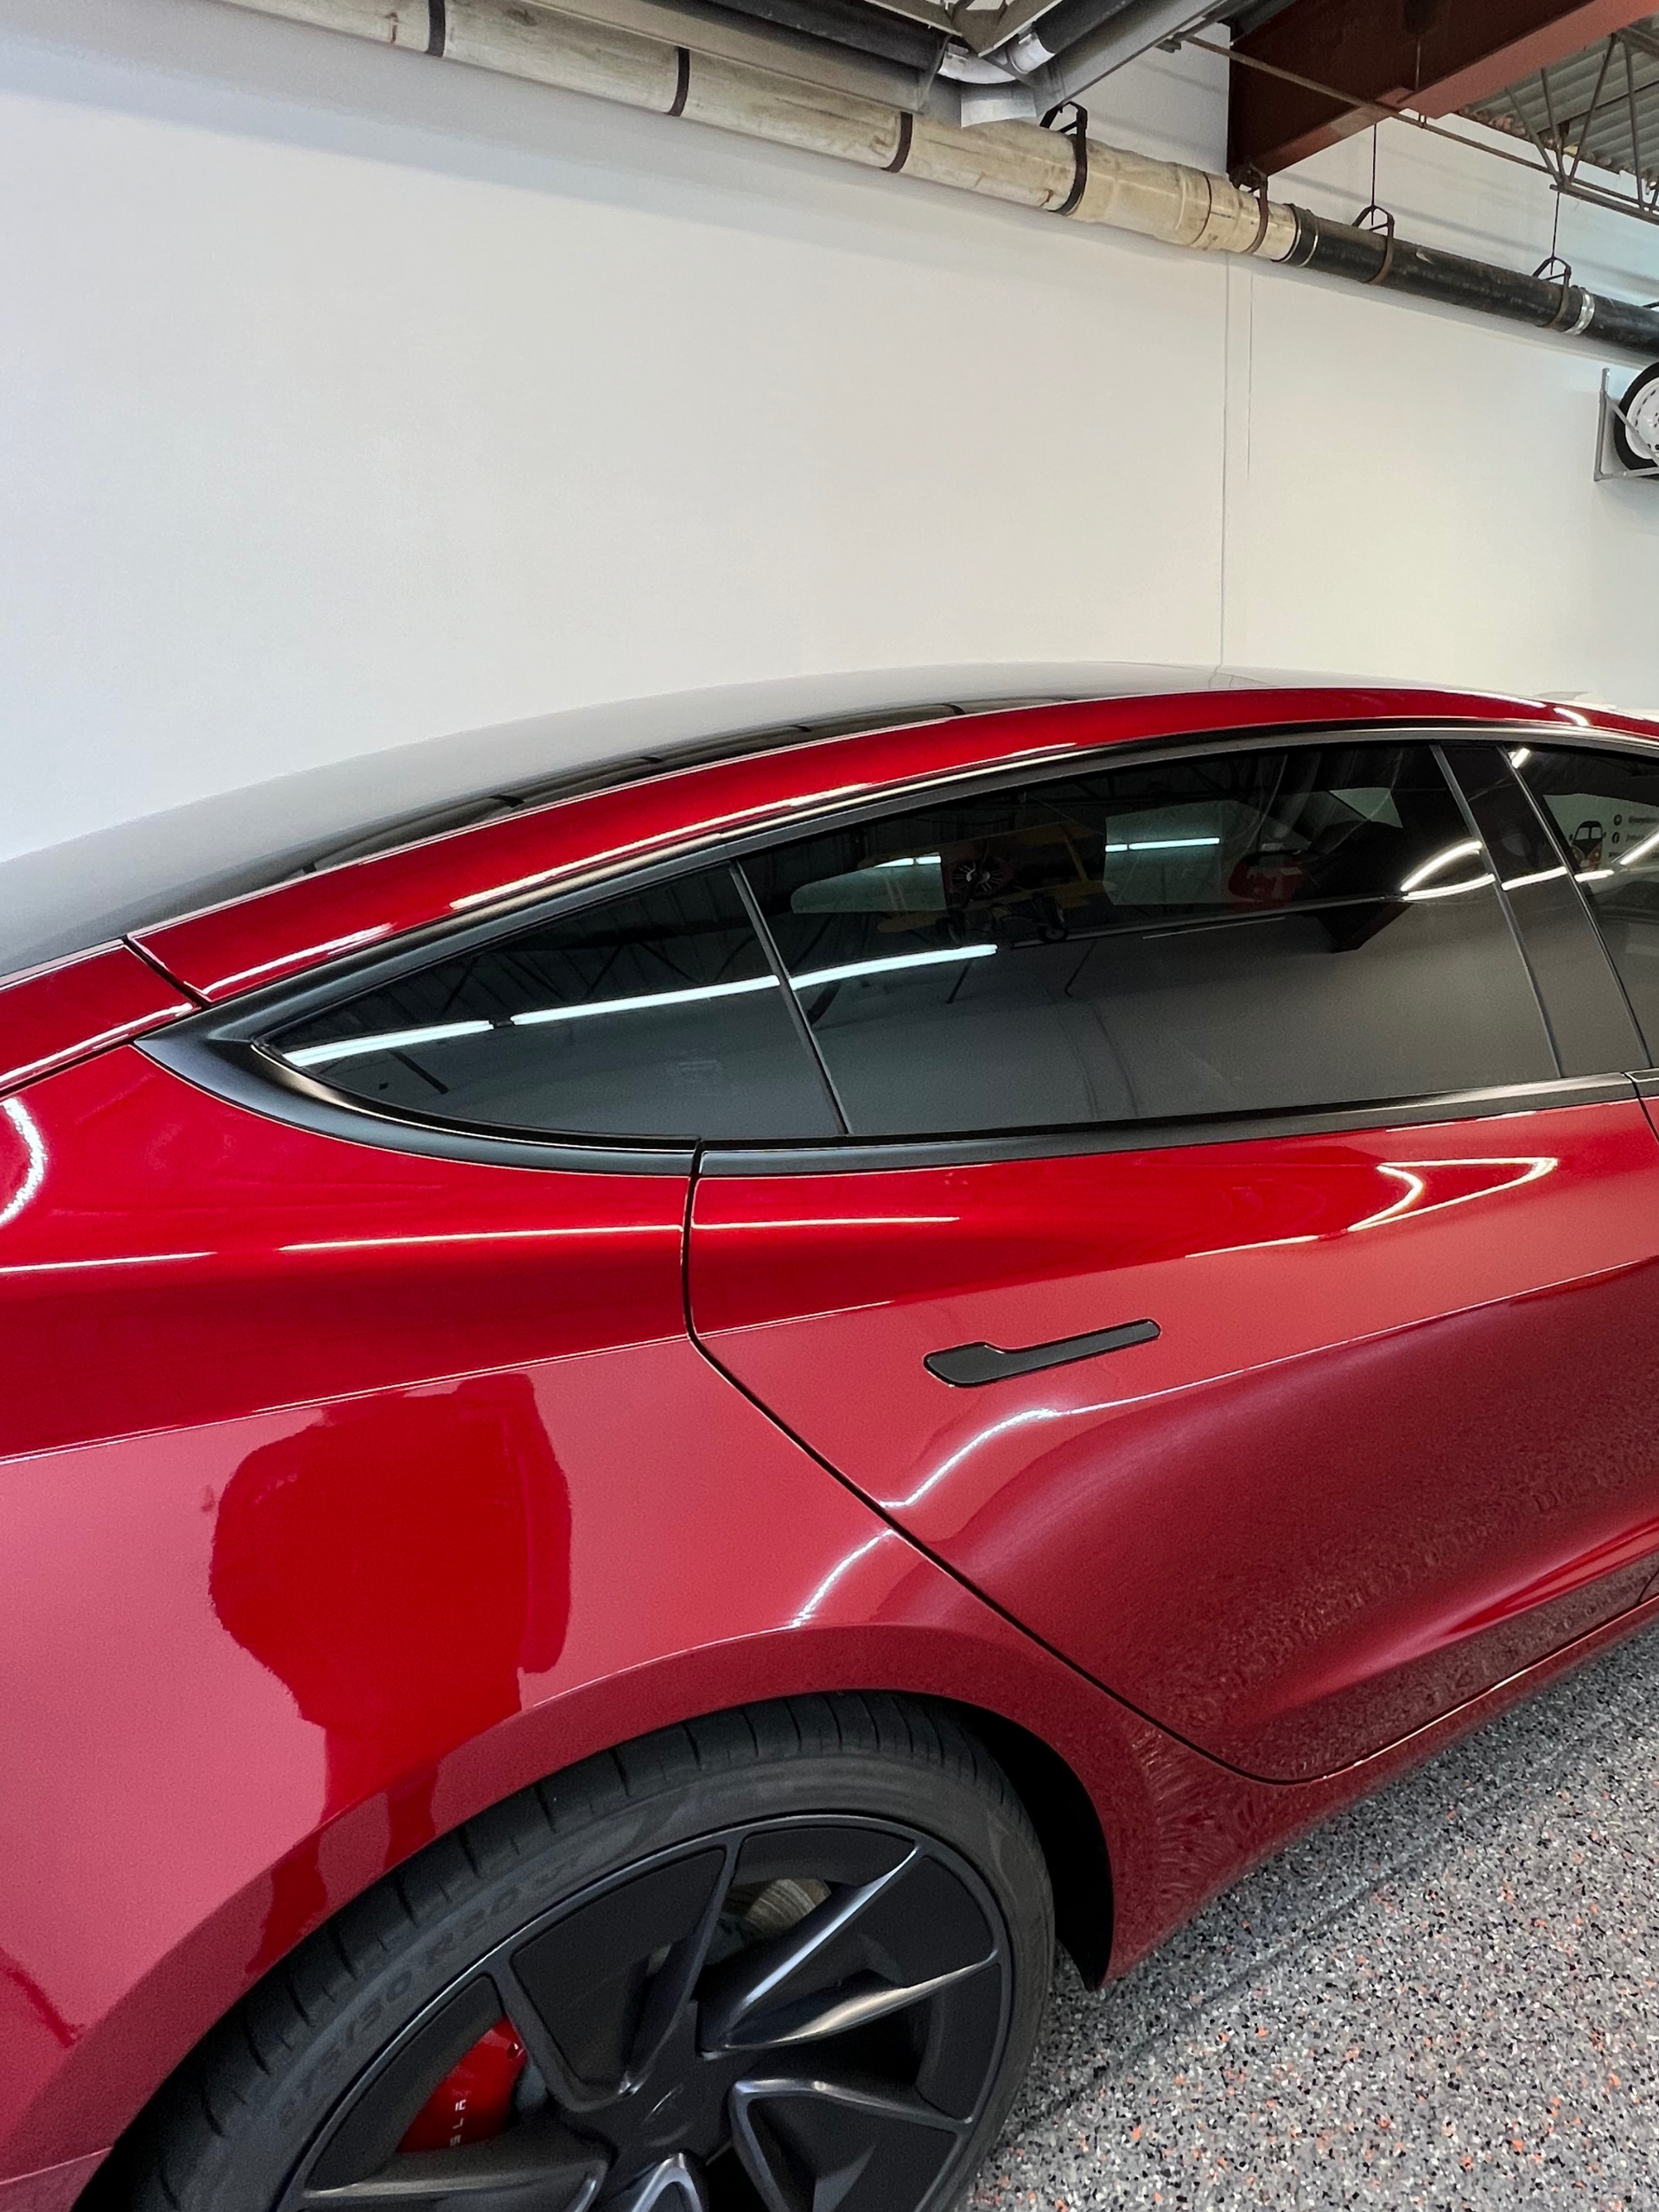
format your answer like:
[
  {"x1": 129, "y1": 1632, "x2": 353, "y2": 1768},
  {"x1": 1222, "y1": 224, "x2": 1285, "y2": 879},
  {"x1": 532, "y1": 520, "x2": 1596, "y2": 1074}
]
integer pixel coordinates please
[{"x1": 688, "y1": 732, "x2": 1659, "y2": 1782}]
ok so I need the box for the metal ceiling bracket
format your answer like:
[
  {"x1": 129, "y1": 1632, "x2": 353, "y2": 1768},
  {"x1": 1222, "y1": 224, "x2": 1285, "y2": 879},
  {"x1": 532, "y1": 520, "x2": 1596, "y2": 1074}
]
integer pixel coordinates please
[
  {"x1": 1596, "y1": 368, "x2": 1659, "y2": 483},
  {"x1": 1245, "y1": 183, "x2": 1272, "y2": 256},
  {"x1": 1354, "y1": 201, "x2": 1396, "y2": 284},
  {"x1": 1532, "y1": 254, "x2": 1592, "y2": 334},
  {"x1": 1041, "y1": 98, "x2": 1090, "y2": 214}
]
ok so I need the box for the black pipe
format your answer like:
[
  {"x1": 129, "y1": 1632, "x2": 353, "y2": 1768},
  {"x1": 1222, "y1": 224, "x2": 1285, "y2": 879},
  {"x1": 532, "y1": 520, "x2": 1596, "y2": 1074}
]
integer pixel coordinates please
[{"x1": 1284, "y1": 206, "x2": 1659, "y2": 357}]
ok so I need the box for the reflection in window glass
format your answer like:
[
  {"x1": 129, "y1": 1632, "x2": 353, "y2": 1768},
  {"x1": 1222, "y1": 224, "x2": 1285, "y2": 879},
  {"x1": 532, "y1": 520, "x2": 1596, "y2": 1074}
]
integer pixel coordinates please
[
  {"x1": 741, "y1": 744, "x2": 1554, "y2": 1137},
  {"x1": 268, "y1": 868, "x2": 837, "y2": 1141},
  {"x1": 1514, "y1": 745, "x2": 1659, "y2": 1059}
]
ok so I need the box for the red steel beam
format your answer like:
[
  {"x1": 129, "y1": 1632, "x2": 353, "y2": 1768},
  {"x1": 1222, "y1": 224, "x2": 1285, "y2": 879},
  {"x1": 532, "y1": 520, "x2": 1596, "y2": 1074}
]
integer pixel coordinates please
[{"x1": 1230, "y1": 0, "x2": 1658, "y2": 176}]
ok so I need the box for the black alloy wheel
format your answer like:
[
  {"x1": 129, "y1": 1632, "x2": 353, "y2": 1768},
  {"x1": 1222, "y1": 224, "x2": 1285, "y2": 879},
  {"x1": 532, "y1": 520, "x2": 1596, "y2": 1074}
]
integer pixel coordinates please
[
  {"x1": 108, "y1": 1698, "x2": 1054, "y2": 2212},
  {"x1": 286, "y1": 1815, "x2": 1011, "y2": 2211}
]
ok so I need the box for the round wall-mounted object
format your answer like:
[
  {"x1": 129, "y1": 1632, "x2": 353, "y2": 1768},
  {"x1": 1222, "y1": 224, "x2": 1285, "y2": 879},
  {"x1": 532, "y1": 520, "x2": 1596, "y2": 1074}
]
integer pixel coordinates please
[{"x1": 1613, "y1": 359, "x2": 1659, "y2": 472}]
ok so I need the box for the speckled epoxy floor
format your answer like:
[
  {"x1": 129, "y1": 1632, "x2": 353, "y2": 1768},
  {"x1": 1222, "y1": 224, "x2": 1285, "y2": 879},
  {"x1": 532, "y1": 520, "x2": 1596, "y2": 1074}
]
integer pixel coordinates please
[{"x1": 972, "y1": 1626, "x2": 1659, "y2": 2210}]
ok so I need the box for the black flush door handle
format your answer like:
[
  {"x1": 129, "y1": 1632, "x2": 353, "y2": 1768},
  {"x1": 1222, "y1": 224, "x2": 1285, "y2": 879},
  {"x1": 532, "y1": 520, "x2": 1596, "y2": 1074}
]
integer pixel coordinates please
[{"x1": 925, "y1": 1318, "x2": 1160, "y2": 1388}]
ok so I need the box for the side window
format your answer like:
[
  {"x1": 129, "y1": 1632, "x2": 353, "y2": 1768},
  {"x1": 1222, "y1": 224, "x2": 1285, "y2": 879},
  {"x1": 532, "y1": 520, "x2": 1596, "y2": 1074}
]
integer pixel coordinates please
[
  {"x1": 267, "y1": 866, "x2": 838, "y2": 1142},
  {"x1": 1514, "y1": 745, "x2": 1659, "y2": 1062},
  {"x1": 739, "y1": 742, "x2": 1555, "y2": 1137}
]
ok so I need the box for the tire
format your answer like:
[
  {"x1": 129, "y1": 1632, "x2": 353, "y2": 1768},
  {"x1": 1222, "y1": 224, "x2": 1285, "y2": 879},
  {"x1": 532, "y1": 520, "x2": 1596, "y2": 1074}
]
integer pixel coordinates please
[
  {"x1": 102, "y1": 1694, "x2": 1054, "y2": 2212},
  {"x1": 1612, "y1": 359, "x2": 1659, "y2": 474}
]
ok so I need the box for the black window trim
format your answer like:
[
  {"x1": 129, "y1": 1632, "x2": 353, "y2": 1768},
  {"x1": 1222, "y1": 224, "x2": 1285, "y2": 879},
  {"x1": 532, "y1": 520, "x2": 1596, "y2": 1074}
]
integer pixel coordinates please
[
  {"x1": 728, "y1": 861, "x2": 850, "y2": 1136},
  {"x1": 139, "y1": 717, "x2": 1647, "y2": 1177},
  {"x1": 1433, "y1": 739, "x2": 1561, "y2": 1067}
]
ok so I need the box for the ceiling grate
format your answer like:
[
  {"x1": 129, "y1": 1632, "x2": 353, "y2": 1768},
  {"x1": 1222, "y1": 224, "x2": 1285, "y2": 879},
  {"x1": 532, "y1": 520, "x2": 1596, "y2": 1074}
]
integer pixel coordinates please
[{"x1": 1464, "y1": 16, "x2": 1659, "y2": 225}]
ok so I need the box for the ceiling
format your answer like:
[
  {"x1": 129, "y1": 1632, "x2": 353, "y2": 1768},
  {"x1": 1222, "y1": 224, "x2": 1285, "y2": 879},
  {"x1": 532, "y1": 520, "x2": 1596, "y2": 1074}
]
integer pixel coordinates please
[
  {"x1": 560, "y1": 0, "x2": 1659, "y2": 232},
  {"x1": 1465, "y1": 17, "x2": 1659, "y2": 214}
]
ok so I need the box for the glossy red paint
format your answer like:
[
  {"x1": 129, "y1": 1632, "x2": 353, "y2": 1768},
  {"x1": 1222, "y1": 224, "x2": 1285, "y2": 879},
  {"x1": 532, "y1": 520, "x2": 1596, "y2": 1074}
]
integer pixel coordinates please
[
  {"x1": 0, "y1": 1049, "x2": 684, "y2": 1461},
  {"x1": 0, "y1": 1262, "x2": 1221, "y2": 2180},
  {"x1": 0, "y1": 944, "x2": 191, "y2": 1096},
  {"x1": 137, "y1": 690, "x2": 1597, "y2": 1005},
  {"x1": 7, "y1": 688, "x2": 1659, "y2": 2201},
  {"x1": 690, "y1": 1100, "x2": 1659, "y2": 1780},
  {"x1": 0, "y1": 1039, "x2": 1195, "y2": 2182}
]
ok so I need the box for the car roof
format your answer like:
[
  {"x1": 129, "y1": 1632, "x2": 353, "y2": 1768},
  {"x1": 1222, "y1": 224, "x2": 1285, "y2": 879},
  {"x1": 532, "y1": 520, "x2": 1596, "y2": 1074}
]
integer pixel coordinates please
[
  {"x1": 3, "y1": 696, "x2": 1061, "y2": 986},
  {"x1": 117, "y1": 687, "x2": 1656, "y2": 1004}
]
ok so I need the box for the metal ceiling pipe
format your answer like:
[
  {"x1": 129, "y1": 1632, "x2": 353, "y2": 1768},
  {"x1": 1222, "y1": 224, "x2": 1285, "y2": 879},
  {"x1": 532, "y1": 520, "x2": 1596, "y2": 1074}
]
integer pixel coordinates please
[
  {"x1": 213, "y1": 0, "x2": 1659, "y2": 353},
  {"x1": 1001, "y1": 0, "x2": 1206, "y2": 99}
]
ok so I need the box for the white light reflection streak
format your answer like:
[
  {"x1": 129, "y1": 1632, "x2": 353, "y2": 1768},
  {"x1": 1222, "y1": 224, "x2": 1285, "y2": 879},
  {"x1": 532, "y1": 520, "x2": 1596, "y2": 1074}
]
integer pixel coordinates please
[
  {"x1": 513, "y1": 976, "x2": 777, "y2": 1027},
  {"x1": 894, "y1": 1154, "x2": 1558, "y2": 1517},
  {"x1": 893, "y1": 1404, "x2": 1078, "y2": 1515},
  {"x1": 785, "y1": 784, "x2": 875, "y2": 808},
  {"x1": 1405, "y1": 872, "x2": 1495, "y2": 901},
  {"x1": 1400, "y1": 840, "x2": 1483, "y2": 893},
  {"x1": 1500, "y1": 867, "x2": 1568, "y2": 890},
  {"x1": 1618, "y1": 827, "x2": 1659, "y2": 868},
  {"x1": 1185, "y1": 1233, "x2": 1319, "y2": 1260},
  {"x1": 0, "y1": 1098, "x2": 47, "y2": 1229},
  {"x1": 1347, "y1": 1154, "x2": 1556, "y2": 1233},
  {"x1": 901, "y1": 1332, "x2": 1419, "y2": 1515},
  {"x1": 287, "y1": 1020, "x2": 493, "y2": 1066},
  {"x1": 212, "y1": 925, "x2": 395, "y2": 992},
  {"x1": 448, "y1": 786, "x2": 883, "y2": 912},
  {"x1": 442, "y1": 732, "x2": 1113, "y2": 914},
  {"x1": 699, "y1": 1216, "x2": 959, "y2": 1231},
  {"x1": 790, "y1": 1531, "x2": 896, "y2": 1624},
  {"x1": 8, "y1": 1019, "x2": 173, "y2": 1092},
  {"x1": 286, "y1": 949, "x2": 999, "y2": 1065},
  {"x1": 1103, "y1": 837, "x2": 1222, "y2": 853},
  {"x1": 283, "y1": 1225, "x2": 669, "y2": 1253},
  {"x1": 1348, "y1": 1165, "x2": 1425, "y2": 1232},
  {"x1": 0, "y1": 1249, "x2": 212, "y2": 1276},
  {"x1": 794, "y1": 944, "x2": 995, "y2": 989}
]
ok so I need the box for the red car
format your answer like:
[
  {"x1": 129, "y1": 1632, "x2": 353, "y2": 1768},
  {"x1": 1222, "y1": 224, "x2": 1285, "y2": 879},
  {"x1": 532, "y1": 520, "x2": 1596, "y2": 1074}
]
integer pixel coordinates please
[{"x1": 9, "y1": 686, "x2": 1659, "y2": 2212}]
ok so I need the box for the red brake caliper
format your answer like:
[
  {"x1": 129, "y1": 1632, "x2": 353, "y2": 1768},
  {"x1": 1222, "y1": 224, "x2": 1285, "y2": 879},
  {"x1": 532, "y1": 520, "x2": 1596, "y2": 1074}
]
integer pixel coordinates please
[{"x1": 398, "y1": 2018, "x2": 529, "y2": 2152}]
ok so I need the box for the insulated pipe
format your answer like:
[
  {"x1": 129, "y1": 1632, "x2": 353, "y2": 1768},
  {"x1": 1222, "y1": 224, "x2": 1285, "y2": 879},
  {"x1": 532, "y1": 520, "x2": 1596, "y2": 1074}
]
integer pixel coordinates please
[{"x1": 215, "y1": 0, "x2": 1659, "y2": 355}]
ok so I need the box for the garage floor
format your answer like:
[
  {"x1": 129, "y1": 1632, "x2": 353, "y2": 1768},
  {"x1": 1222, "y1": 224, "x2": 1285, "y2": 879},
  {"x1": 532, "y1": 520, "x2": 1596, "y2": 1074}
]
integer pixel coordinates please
[{"x1": 973, "y1": 1627, "x2": 1659, "y2": 2210}]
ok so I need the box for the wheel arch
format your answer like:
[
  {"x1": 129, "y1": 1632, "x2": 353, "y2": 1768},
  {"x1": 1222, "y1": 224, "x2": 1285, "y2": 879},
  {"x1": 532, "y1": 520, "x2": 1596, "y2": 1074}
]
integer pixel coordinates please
[
  {"x1": 61, "y1": 1656, "x2": 1125, "y2": 2209},
  {"x1": 942, "y1": 1700, "x2": 1114, "y2": 1985},
  {"x1": 73, "y1": 1681, "x2": 1106, "y2": 2211}
]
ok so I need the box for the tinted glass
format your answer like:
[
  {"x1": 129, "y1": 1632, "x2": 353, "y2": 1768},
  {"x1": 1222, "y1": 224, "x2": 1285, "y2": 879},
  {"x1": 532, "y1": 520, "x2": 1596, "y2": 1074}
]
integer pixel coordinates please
[
  {"x1": 269, "y1": 868, "x2": 837, "y2": 1141},
  {"x1": 741, "y1": 742, "x2": 1554, "y2": 1135},
  {"x1": 1513, "y1": 745, "x2": 1659, "y2": 1062},
  {"x1": 1442, "y1": 743, "x2": 1645, "y2": 1077}
]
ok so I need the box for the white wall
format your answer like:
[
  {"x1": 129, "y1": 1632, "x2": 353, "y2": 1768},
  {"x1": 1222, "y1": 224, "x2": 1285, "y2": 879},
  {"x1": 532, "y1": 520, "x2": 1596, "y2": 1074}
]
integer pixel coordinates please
[
  {"x1": 1, "y1": 0, "x2": 1656, "y2": 880},
  {"x1": 1226, "y1": 119, "x2": 1659, "y2": 705}
]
